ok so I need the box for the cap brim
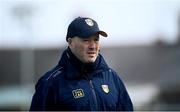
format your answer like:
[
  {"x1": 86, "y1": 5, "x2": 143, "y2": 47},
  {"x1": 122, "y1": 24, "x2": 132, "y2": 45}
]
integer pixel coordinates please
[{"x1": 97, "y1": 31, "x2": 108, "y2": 37}]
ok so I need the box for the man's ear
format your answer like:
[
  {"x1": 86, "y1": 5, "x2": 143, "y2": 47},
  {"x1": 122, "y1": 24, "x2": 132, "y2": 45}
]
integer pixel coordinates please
[
  {"x1": 68, "y1": 38, "x2": 74, "y2": 48},
  {"x1": 68, "y1": 38, "x2": 72, "y2": 45}
]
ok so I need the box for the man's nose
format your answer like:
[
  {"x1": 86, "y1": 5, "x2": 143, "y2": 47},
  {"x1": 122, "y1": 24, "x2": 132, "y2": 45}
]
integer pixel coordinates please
[{"x1": 89, "y1": 41, "x2": 96, "y2": 49}]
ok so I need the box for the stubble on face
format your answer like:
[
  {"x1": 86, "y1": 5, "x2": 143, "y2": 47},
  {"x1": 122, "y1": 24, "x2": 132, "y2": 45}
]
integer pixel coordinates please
[{"x1": 68, "y1": 35, "x2": 100, "y2": 63}]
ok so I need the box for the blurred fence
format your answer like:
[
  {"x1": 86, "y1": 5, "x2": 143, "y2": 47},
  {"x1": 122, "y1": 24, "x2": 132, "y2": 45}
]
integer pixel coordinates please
[{"x1": 0, "y1": 44, "x2": 180, "y2": 110}]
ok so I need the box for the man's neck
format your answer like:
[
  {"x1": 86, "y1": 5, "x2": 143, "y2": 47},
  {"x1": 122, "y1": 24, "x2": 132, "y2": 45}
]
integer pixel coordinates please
[{"x1": 66, "y1": 47, "x2": 99, "y2": 74}]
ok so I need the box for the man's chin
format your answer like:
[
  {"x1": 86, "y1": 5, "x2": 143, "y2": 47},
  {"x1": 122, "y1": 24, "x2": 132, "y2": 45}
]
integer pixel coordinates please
[
  {"x1": 83, "y1": 58, "x2": 96, "y2": 63},
  {"x1": 87, "y1": 58, "x2": 96, "y2": 63}
]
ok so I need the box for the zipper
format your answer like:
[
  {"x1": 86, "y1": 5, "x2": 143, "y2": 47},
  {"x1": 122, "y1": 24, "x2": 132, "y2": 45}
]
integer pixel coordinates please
[
  {"x1": 89, "y1": 80, "x2": 98, "y2": 110},
  {"x1": 82, "y1": 69, "x2": 106, "y2": 110}
]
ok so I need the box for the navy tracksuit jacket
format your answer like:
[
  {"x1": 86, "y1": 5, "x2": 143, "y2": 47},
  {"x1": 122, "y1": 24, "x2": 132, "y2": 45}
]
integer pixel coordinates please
[{"x1": 30, "y1": 48, "x2": 133, "y2": 111}]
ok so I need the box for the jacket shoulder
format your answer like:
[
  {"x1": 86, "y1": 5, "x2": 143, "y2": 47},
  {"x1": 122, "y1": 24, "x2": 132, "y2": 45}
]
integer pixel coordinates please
[
  {"x1": 108, "y1": 68, "x2": 121, "y2": 78},
  {"x1": 45, "y1": 66, "x2": 64, "y2": 81},
  {"x1": 35, "y1": 66, "x2": 64, "y2": 89},
  {"x1": 107, "y1": 68, "x2": 125, "y2": 85}
]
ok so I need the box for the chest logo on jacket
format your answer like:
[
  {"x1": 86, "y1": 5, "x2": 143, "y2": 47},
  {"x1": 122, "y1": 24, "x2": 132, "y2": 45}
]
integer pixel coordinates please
[
  {"x1": 72, "y1": 89, "x2": 84, "y2": 99},
  {"x1": 102, "y1": 85, "x2": 109, "y2": 93}
]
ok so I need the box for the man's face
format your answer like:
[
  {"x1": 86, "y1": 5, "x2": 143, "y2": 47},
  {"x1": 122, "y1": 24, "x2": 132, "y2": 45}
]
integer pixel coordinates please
[{"x1": 68, "y1": 34, "x2": 100, "y2": 63}]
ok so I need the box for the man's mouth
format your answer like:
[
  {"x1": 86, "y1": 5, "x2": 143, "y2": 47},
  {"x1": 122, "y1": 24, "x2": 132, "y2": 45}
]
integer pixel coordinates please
[
  {"x1": 87, "y1": 52, "x2": 96, "y2": 57},
  {"x1": 87, "y1": 52, "x2": 95, "y2": 54}
]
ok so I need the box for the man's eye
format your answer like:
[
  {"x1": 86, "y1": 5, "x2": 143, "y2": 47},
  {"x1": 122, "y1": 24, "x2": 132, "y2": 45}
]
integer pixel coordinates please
[
  {"x1": 95, "y1": 39, "x2": 99, "y2": 41},
  {"x1": 83, "y1": 39, "x2": 89, "y2": 42}
]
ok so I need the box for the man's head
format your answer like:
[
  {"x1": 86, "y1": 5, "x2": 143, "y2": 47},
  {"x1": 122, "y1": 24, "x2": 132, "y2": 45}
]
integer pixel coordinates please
[{"x1": 66, "y1": 17, "x2": 108, "y2": 63}]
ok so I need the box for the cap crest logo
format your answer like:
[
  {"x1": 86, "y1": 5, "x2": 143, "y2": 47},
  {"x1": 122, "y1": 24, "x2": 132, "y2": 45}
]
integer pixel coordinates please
[
  {"x1": 85, "y1": 19, "x2": 94, "y2": 26},
  {"x1": 101, "y1": 85, "x2": 109, "y2": 93}
]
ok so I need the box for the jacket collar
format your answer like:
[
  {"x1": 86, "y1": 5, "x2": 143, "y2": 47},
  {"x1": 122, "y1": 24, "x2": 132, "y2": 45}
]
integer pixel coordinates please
[{"x1": 58, "y1": 48, "x2": 109, "y2": 80}]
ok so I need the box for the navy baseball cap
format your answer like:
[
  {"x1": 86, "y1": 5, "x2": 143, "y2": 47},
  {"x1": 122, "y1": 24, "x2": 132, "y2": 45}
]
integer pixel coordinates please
[{"x1": 66, "y1": 17, "x2": 108, "y2": 41}]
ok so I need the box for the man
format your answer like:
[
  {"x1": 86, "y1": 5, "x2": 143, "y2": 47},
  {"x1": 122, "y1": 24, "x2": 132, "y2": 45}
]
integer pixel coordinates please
[{"x1": 30, "y1": 17, "x2": 133, "y2": 111}]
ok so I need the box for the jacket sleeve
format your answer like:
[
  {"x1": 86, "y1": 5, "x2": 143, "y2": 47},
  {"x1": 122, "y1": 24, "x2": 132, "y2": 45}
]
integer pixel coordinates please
[
  {"x1": 29, "y1": 78, "x2": 56, "y2": 111},
  {"x1": 111, "y1": 70, "x2": 133, "y2": 111}
]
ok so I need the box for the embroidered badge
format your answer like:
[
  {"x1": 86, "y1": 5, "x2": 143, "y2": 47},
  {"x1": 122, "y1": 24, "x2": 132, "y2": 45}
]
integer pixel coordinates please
[
  {"x1": 72, "y1": 89, "x2": 84, "y2": 99},
  {"x1": 85, "y1": 18, "x2": 94, "y2": 26},
  {"x1": 102, "y1": 85, "x2": 109, "y2": 93}
]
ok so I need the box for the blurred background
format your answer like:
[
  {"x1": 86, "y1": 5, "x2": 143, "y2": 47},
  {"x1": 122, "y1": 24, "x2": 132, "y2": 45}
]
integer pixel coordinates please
[{"x1": 0, "y1": 0, "x2": 180, "y2": 110}]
